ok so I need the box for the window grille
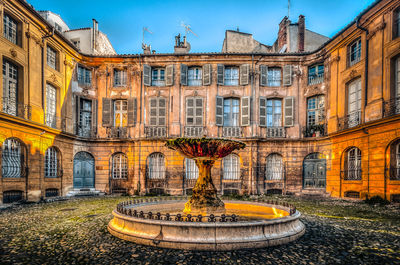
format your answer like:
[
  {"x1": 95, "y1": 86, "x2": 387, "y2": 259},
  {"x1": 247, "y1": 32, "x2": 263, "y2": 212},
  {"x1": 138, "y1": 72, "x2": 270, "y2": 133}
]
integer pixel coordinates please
[
  {"x1": 186, "y1": 97, "x2": 203, "y2": 126},
  {"x1": 307, "y1": 95, "x2": 325, "y2": 126},
  {"x1": 78, "y1": 66, "x2": 91, "y2": 85},
  {"x1": 112, "y1": 153, "x2": 128, "y2": 179},
  {"x1": 224, "y1": 67, "x2": 239, "y2": 86},
  {"x1": 267, "y1": 99, "x2": 282, "y2": 127},
  {"x1": 188, "y1": 67, "x2": 202, "y2": 86},
  {"x1": 266, "y1": 154, "x2": 283, "y2": 180},
  {"x1": 46, "y1": 84, "x2": 57, "y2": 128},
  {"x1": 45, "y1": 147, "x2": 58, "y2": 178},
  {"x1": 308, "y1": 64, "x2": 324, "y2": 85},
  {"x1": 345, "y1": 147, "x2": 362, "y2": 180},
  {"x1": 47, "y1": 46, "x2": 57, "y2": 70},
  {"x1": 2, "y1": 60, "x2": 18, "y2": 116},
  {"x1": 223, "y1": 98, "x2": 240, "y2": 127},
  {"x1": 223, "y1": 154, "x2": 240, "y2": 180},
  {"x1": 3, "y1": 190, "x2": 23, "y2": 203},
  {"x1": 348, "y1": 38, "x2": 361, "y2": 66},
  {"x1": 267, "y1": 67, "x2": 281, "y2": 87},
  {"x1": 45, "y1": 188, "x2": 59, "y2": 197},
  {"x1": 185, "y1": 158, "x2": 199, "y2": 180},
  {"x1": 3, "y1": 14, "x2": 17, "y2": 44},
  {"x1": 147, "y1": 153, "x2": 165, "y2": 179},
  {"x1": 114, "y1": 100, "x2": 127, "y2": 127},
  {"x1": 114, "y1": 69, "x2": 127, "y2": 86},
  {"x1": 151, "y1": 68, "x2": 165, "y2": 86},
  {"x1": 344, "y1": 191, "x2": 360, "y2": 198},
  {"x1": 2, "y1": 138, "x2": 26, "y2": 178}
]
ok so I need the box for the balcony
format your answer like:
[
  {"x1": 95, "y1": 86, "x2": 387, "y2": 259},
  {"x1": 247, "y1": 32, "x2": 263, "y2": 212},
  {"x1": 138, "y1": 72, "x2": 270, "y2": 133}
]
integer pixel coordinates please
[
  {"x1": 383, "y1": 97, "x2": 400, "y2": 118},
  {"x1": 337, "y1": 111, "x2": 361, "y2": 131},
  {"x1": 265, "y1": 127, "x2": 285, "y2": 138},
  {"x1": 222, "y1": 126, "x2": 241, "y2": 138},
  {"x1": 145, "y1": 126, "x2": 167, "y2": 138},
  {"x1": 308, "y1": 73, "x2": 324, "y2": 85},
  {"x1": 1, "y1": 97, "x2": 31, "y2": 120},
  {"x1": 184, "y1": 126, "x2": 204, "y2": 137},
  {"x1": 107, "y1": 127, "x2": 128, "y2": 138},
  {"x1": 303, "y1": 124, "x2": 326, "y2": 138}
]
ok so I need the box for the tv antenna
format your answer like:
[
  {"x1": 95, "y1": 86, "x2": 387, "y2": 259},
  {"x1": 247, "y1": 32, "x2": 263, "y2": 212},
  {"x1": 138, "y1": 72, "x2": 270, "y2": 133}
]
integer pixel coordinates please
[
  {"x1": 287, "y1": 0, "x2": 290, "y2": 19},
  {"x1": 180, "y1": 22, "x2": 198, "y2": 39},
  {"x1": 142, "y1": 27, "x2": 153, "y2": 46}
]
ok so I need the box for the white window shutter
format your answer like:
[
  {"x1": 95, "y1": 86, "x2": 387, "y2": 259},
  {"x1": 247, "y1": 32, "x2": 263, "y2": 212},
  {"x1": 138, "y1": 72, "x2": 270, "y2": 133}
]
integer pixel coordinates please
[
  {"x1": 284, "y1": 96, "x2": 294, "y2": 127},
  {"x1": 259, "y1": 96, "x2": 267, "y2": 127},
  {"x1": 260, "y1": 65, "x2": 268, "y2": 86},
  {"x1": 283, "y1": 65, "x2": 293, "y2": 86},
  {"x1": 143, "y1": 64, "x2": 151, "y2": 86},
  {"x1": 240, "y1": 64, "x2": 249, "y2": 85},
  {"x1": 217, "y1": 64, "x2": 224, "y2": 85},
  {"x1": 180, "y1": 64, "x2": 188, "y2": 86},
  {"x1": 166, "y1": 65, "x2": 174, "y2": 86},
  {"x1": 241, "y1": 96, "x2": 250, "y2": 126},
  {"x1": 202, "y1": 64, "x2": 211, "y2": 85},
  {"x1": 216, "y1": 96, "x2": 224, "y2": 126}
]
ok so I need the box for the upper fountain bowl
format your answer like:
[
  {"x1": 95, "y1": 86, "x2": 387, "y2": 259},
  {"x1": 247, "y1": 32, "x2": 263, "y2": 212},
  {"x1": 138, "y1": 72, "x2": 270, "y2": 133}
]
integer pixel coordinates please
[{"x1": 165, "y1": 138, "x2": 246, "y2": 160}]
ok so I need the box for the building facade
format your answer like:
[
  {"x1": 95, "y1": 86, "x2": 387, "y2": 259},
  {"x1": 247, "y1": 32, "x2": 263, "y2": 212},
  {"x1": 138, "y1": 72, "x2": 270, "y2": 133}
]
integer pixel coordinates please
[{"x1": 0, "y1": 0, "x2": 399, "y2": 204}]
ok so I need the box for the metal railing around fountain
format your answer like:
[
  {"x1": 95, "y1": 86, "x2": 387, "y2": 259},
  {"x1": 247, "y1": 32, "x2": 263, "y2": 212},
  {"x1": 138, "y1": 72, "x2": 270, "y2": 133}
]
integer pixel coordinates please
[{"x1": 115, "y1": 197, "x2": 297, "y2": 222}]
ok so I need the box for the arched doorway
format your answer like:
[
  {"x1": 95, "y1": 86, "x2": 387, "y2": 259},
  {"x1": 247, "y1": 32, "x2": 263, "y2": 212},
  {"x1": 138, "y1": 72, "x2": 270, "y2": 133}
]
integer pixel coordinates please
[
  {"x1": 73, "y1": 152, "x2": 95, "y2": 189},
  {"x1": 303, "y1": 153, "x2": 326, "y2": 189}
]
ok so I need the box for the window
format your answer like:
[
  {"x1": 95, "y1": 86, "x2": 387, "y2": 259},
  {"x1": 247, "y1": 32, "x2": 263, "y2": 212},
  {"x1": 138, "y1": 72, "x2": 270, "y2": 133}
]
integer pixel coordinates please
[
  {"x1": 47, "y1": 46, "x2": 57, "y2": 70},
  {"x1": 46, "y1": 84, "x2": 57, "y2": 128},
  {"x1": 185, "y1": 158, "x2": 198, "y2": 180},
  {"x1": 45, "y1": 147, "x2": 58, "y2": 178},
  {"x1": 3, "y1": 190, "x2": 23, "y2": 203},
  {"x1": 78, "y1": 98, "x2": 92, "y2": 137},
  {"x1": 223, "y1": 98, "x2": 240, "y2": 127},
  {"x1": 389, "y1": 140, "x2": 400, "y2": 180},
  {"x1": 186, "y1": 97, "x2": 203, "y2": 126},
  {"x1": 348, "y1": 38, "x2": 361, "y2": 66},
  {"x1": 114, "y1": 100, "x2": 127, "y2": 127},
  {"x1": 78, "y1": 66, "x2": 91, "y2": 85},
  {"x1": 267, "y1": 99, "x2": 282, "y2": 127},
  {"x1": 307, "y1": 95, "x2": 325, "y2": 126},
  {"x1": 112, "y1": 153, "x2": 128, "y2": 179},
  {"x1": 2, "y1": 59, "x2": 18, "y2": 116},
  {"x1": 394, "y1": 8, "x2": 400, "y2": 39},
  {"x1": 72, "y1": 39, "x2": 80, "y2": 49},
  {"x1": 114, "y1": 69, "x2": 127, "y2": 87},
  {"x1": 267, "y1": 67, "x2": 281, "y2": 87},
  {"x1": 223, "y1": 154, "x2": 240, "y2": 180},
  {"x1": 308, "y1": 64, "x2": 324, "y2": 85},
  {"x1": 347, "y1": 78, "x2": 362, "y2": 127},
  {"x1": 266, "y1": 154, "x2": 283, "y2": 180},
  {"x1": 3, "y1": 13, "x2": 18, "y2": 45},
  {"x1": 224, "y1": 67, "x2": 239, "y2": 86},
  {"x1": 149, "y1": 97, "x2": 166, "y2": 126},
  {"x1": 147, "y1": 153, "x2": 165, "y2": 179},
  {"x1": 152, "y1": 68, "x2": 165, "y2": 86},
  {"x1": 2, "y1": 138, "x2": 26, "y2": 178},
  {"x1": 188, "y1": 67, "x2": 202, "y2": 86},
  {"x1": 344, "y1": 147, "x2": 362, "y2": 180},
  {"x1": 54, "y1": 23, "x2": 62, "y2": 32}
]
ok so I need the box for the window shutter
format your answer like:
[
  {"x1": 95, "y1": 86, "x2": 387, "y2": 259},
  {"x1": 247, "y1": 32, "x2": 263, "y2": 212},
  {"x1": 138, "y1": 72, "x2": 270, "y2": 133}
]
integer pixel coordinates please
[
  {"x1": 217, "y1": 64, "x2": 224, "y2": 85},
  {"x1": 260, "y1": 65, "x2": 268, "y2": 86},
  {"x1": 91, "y1": 99, "x2": 97, "y2": 136},
  {"x1": 284, "y1": 96, "x2": 294, "y2": 127},
  {"x1": 186, "y1": 97, "x2": 194, "y2": 125},
  {"x1": 259, "y1": 96, "x2": 267, "y2": 127},
  {"x1": 143, "y1": 64, "x2": 151, "y2": 86},
  {"x1": 149, "y1": 98, "x2": 157, "y2": 125},
  {"x1": 283, "y1": 65, "x2": 292, "y2": 86},
  {"x1": 240, "y1": 64, "x2": 249, "y2": 85},
  {"x1": 75, "y1": 95, "x2": 81, "y2": 134},
  {"x1": 216, "y1": 96, "x2": 224, "y2": 126},
  {"x1": 127, "y1": 97, "x2": 137, "y2": 126},
  {"x1": 166, "y1": 65, "x2": 174, "y2": 86},
  {"x1": 241, "y1": 96, "x2": 250, "y2": 126},
  {"x1": 195, "y1": 97, "x2": 203, "y2": 125},
  {"x1": 202, "y1": 64, "x2": 211, "y2": 85},
  {"x1": 102, "y1": 98, "x2": 113, "y2": 127},
  {"x1": 158, "y1": 98, "x2": 166, "y2": 125},
  {"x1": 180, "y1": 64, "x2": 188, "y2": 86}
]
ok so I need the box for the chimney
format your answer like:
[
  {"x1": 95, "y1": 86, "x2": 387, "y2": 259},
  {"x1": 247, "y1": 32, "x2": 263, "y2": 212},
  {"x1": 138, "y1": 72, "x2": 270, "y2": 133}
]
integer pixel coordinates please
[
  {"x1": 298, "y1": 15, "x2": 305, "y2": 52},
  {"x1": 92, "y1": 19, "x2": 98, "y2": 52},
  {"x1": 277, "y1": 16, "x2": 289, "y2": 52}
]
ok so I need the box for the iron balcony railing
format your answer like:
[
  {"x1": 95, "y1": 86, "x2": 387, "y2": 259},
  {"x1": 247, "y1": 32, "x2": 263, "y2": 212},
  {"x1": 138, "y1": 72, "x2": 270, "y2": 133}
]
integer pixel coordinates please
[
  {"x1": 308, "y1": 73, "x2": 324, "y2": 85},
  {"x1": 265, "y1": 126, "x2": 286, "y2": 138},
  {"x1": 303, "y1": 124, "x2": 326, "y2": 138},
  {"x1": 222, "y1": 126, "x2": 241, "y2": 138},
  {"x1": 341, "y1": 169, "x2": 362, "y2": 181},
  {"x1": 383, "y1": 97, "x2": 400, "y2": 118},
  {"x1": 337, "y1": 111, "x2": 361, "y2": 131},
  {"x1": 45, "y1": 114, "x2": 62, "y2": 130},
  {"x1": 1, "y1": 97, "x2": 32, "y2": 120},
  {"x1": 144, "y1": 126, "x2": 167, "y2": 138},
  {"x1": 107, "y1": 127, "x2": 128, "y2": 138},
  {"x1": 184, "y1": 126, "x2": 204, "y2": 137}
]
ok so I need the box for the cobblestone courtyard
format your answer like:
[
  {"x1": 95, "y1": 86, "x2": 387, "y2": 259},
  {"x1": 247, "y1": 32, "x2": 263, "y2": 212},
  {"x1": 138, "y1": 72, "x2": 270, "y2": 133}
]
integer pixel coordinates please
[{"x1": 0, "y1": 196, "x2": 399, "y2": 265}]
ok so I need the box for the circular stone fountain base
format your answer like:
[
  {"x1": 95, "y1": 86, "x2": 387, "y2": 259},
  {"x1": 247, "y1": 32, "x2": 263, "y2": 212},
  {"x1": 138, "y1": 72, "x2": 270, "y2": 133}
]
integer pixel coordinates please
[{"x1": 108, "y1": 199, "x2": 305, "y2": 251}]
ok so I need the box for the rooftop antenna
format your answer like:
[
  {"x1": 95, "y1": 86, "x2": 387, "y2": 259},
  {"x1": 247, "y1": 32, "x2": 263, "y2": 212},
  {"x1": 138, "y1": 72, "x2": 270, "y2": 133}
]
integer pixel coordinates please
[
  {"x1": 288, "y1": 0, "x2": 290, "y2": 19},
  {"x1": 142, "y1": 27, "x2": 153, "y2": 47},
  {"x1": 180, "y1": 22, "x2": 198, "y2": 39}
]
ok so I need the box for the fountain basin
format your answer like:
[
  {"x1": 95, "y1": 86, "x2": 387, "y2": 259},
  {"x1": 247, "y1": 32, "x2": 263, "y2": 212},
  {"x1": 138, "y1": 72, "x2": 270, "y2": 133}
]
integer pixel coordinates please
[{"x1": 108, "y1": 198, "x2": 305, "y2": 251}]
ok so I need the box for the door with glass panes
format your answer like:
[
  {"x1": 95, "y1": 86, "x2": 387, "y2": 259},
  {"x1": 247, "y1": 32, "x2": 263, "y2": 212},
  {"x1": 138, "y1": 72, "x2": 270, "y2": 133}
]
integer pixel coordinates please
[{"x1": 348, "y1": 79, "x2": 361, "y2": 127}]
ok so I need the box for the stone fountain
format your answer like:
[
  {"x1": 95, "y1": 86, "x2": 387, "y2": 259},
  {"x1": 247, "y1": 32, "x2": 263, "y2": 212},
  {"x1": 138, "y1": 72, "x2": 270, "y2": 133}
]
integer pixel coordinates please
[{"x1": 108, "y1": 138, "x2": 305, "y2": 251}]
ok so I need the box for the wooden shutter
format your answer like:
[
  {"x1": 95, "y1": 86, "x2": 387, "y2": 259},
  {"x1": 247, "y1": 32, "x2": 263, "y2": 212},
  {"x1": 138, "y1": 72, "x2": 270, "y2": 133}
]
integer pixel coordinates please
[
  {"x1": 143, "y1": 64, "x2": 151, "y2": 86},
  {"x1": 216, "y1": 96, "x2": 224, "y2": 126},
  {"x1": 241, "y1": 96, "x2": 250, "y2": 126},
  {"x1": 202, "y1": 64, "x2": 211, "y2": 85},
  {"x1": 260, "y1": 65, "x2": 268, "y2": 86},
  {"x1": 166, "y1": 65, "x2": 174, "y2": 86},
  {"x1": 158, "y1": 98, "x2": 166, "y2": 125},
  {"x1": 149, "y1": 98, "x2": 157, "y2": 125},
  {"x1": 102, "y1": 98, "x2": 113, "y2": 127},
  {"x1": 180, "y1": 64, "x2": 188, "y2": 86},
  {"x1": 75, "y1": 95, "x2": 81, "y2": 134},
  {"x1": 217, "y1": 64, "x2": 224, "y2": 85},
  {"x1": 195, "y1": 97, "x2": 203, "y2": 125},
  {"x1": 284, "y1": 96, "x2": 294, "y2": 127},
  {"x1": 91, "y1": 99, "x2": 97, "y2": 135},
  {"x1": 259, "y1": 96, "x2": 267, "y2": 127},
  {"x1": 240, "y1": 64, "x2": 249, "y2": 85},
  {"x1": 127, "y1": 97, "x2": 137, "y2": 126},
  {"x1": 283, "y1": 65, "x2": 292, "y2": 86},
  {"x1": 186, "y1": 97, "x2": 194, "y2": 125}
]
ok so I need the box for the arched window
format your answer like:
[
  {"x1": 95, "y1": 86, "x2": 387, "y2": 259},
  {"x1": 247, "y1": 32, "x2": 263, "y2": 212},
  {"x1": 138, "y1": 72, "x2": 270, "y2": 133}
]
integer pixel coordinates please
[
  {"x1": 223, "y1": 154, "x2": 240, "y2": 180},
  {"x1": 2, "y1": 138, "x2": 26, "y2": 178},
  {"x1": 112, "y1": 153, "x2": 128, "y2": 179},
  {"x1": 45, "y1": 147, "x2": 61, "y2": 178},
  {"x1": 389, "y1": 140, "x2": 400, "y2": 180},
  {"x1": 266, "y1": 154, "x2": 283, "y2": 180},
  {"x1": 185, "y1": 158, "x2": 198, "y2": 180},
  {"x1": 344, "y1": 147, "x2": 362, "y2": 180},
  {"x1": 147, "y1": 153, "x2": 165, "y2": 179}
]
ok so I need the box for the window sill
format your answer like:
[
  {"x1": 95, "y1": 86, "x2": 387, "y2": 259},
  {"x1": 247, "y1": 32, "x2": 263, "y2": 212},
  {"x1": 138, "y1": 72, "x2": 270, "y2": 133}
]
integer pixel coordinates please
[
  {"x1": 2, "y1": 177, "x2": 26, "y2": 182},
  {"x1": 1, "y1": 36, "x2": 23, "y2": 50},
  {"x1": 342, "y1": 180, "x2": 363, "y2": 183}
]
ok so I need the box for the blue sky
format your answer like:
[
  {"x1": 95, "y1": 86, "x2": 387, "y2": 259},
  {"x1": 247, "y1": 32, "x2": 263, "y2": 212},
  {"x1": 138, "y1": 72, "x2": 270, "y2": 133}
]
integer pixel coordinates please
[{"x1": 27, "y1": 0, "x2": 377, "y2": 54}]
